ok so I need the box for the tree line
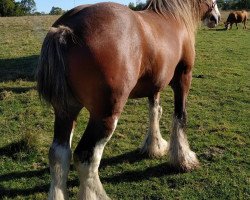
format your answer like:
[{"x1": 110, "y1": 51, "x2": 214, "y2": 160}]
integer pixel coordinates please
[
  {"x1": 217, "y1": 0, "x2": 250, "y2": 10},
  {"x1": 1, "y1": 0, "x2": 249, "y2": 17},
  {"x1": 129, "y1": 0, "x2": 250, "y2": 11},
  {"x1": 0, "y1": 0, "x2": 64, "y2": 16},
  {"x1": 0, "y1": 0, "x2": 35, "y2": 16}
]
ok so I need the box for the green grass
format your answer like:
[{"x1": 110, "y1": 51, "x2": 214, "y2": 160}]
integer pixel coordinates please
[{"x1": 0, "y1": 13, "x2": 249, "y2": 200}]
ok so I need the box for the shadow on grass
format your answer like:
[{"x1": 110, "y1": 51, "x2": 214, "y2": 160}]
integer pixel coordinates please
[
  {"x1": 215, "y1": 28, "x2": 227, "y2": 31},
  {"x1": 0, "y1": 185, "x2": 49, "y2": 198},
  {"x1": 0, "y1": 86, "x2": 36, "y2": 95},
  {"x1": 0, "y1": 167, "x2": 50, "y2": 182},
  {"x1": 0, "y1": 150, "x2": 180, "y2": 198},
  {"x1": 102, "y1": 162, "x2": 179, "y2": 184},
  {"x1": 100, "y1": 149, "x2": 147, "y2": 168},
  {"x1": 0, "y1": 140, "x2": 32, "y2": 159},
  {"x1": 0, "y1": 55, "x2": 39, "y2": 82}
]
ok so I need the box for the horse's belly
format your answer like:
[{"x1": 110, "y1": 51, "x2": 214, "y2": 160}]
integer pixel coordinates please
[
  {"x1": 129, "y1": 83, "x2": 156, "y2": 98},
  {"x1": 129, "y1": 77, "x2": 168, "y2": 98},
  {"x1": 129, "y1": 63, "x2": 177, "y2": 98}
]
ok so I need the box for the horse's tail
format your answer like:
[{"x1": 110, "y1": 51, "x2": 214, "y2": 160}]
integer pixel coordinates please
[{"x1": 36, "y1": 25, "x2": 74, "y2": 114}]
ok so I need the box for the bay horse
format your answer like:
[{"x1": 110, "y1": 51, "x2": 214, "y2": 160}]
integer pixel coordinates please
[
  {"x1": 225, "y1": 10, "x2": 248, "y2": 30},
  {"x1": 36, "y1": 0, "x2": 220, "y2": 199}
]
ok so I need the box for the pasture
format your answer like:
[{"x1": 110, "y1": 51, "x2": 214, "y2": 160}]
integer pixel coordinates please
[{"x1": 0, "y1": 12, "x2": 249, "y2": 199}]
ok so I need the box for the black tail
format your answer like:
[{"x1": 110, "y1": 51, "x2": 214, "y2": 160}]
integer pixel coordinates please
[{"x1": 36, "y1": 25, "x2": 74, "y2": 114}]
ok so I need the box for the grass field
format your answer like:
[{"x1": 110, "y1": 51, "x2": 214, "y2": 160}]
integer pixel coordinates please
[{"x1": 0, "y1": 12, "x2": 249, "y2": 200}]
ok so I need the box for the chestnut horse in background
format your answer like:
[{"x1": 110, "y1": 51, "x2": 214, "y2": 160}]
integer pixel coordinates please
[
  {"x1": 36, "y1": 0, "x2": 220, "y2": 199},
  {"x1": 225, "y1": 10, "x2": 248, "y2": 29}
]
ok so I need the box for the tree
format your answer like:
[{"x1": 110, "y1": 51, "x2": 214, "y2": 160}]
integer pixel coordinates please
[
  {"x1": 0, "y1": 0, "x2": 15, "y2": 16},
  {"x1": 220, "y1": 0, "x2": 250, "y2": 10},
  {"x1": 216, "y1": 0, "x2": 225, "y2": 8},
  {"x1": 14, "y1": 2, "x2": 25, "y2": 16},
  {"x1": 19, "y1": 0, "x2": 36, "y2": 14},
  {"x1": 49, "y1": 6, "x2": 63, "y2": 15},
  {"x1": 128, "y1": 0, "x2": 146, "y2": 11},
  {"x1": 234, "y1": 0, "x2": 250, "y2": 9},
  {"x1": 128, "y1": 2, "x2": 136, "y2": 10}
]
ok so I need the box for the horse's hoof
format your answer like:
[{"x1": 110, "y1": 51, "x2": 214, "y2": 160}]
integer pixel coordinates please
[
  {"x1": 169, "y1": 150, "x2": 200, "y2": 172},
  {"x1": 141, "y1": 137, "x2": 168, "y2": 158}
]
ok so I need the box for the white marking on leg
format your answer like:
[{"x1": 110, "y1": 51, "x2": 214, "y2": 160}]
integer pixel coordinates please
[
  {"x1": 49, "y1": 143, "x2": 71, "y2": 200},
  {"x1": 68, "y1": 121, "x2": 77, "y2": 148},
  {"x1": 168, "y1": 117, "x2": 199, "y2": 171},
  {"x1": 141, "y1": 101, "x2": 168, "y2": 157},
  {"x1": 75, "y1": 118, "x2": 118, "y2": 200},
  {"x1": 69, "y1": 122, "x2": 75, "y2": 148}
]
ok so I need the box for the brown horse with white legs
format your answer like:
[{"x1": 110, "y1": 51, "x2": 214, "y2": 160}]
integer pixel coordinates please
[{"x1": 36, "y1": 0, "x2": 220, "y2": 199}]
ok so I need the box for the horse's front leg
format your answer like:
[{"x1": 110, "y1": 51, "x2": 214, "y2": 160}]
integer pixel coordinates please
[
  {"x1": 49, "y1": 106, "x2": 81, "y2": 200},
  {"x1": 141, "y1": 92, "x2": 168, "y2": 157},
  {"x1": 169, "y1": 65, "x2": 199, "y2": 172},
  {"x1": 230, "y1": 23, "x2": 233, "y2": 29},
  {"x1": 236, "y1": 23, "x2": 238, "y2": 29}
]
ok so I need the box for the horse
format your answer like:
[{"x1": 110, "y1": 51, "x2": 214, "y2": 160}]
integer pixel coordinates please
[
  {"x1": 36, "y1": 0, "x2": 220, "y2": 199},
  {"x1": 225, "y1": 10, "x2": 248, "y2": 30}
]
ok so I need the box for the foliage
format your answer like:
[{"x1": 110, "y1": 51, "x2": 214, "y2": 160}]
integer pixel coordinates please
[
  {"x1": 128, "y1": 0, "x2": 250, "y2": 10},
  {"x1": 0, "y1": 0, "x2": 15, "y2": 16},
  {"x1": 0, "y1": 14, "x2": 249, "y2": 199},
  {"x1": 49, "y1": 6, "x2": 64, "y2": 15},
  {"x1": 217, "y1": 0, "x2": 250, "y2": 10},
  {"x1": 0, "y1": 0, "x2": 36, "y2": 16},
  {"x1": 19, "y1": 0, "x2": 35, "y2": 14},
  {"x1": 128, "y1": 0, "x2": 146, "y2": 11}
]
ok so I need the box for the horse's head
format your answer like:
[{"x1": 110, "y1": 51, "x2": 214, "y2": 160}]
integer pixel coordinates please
[{"x1": 202, "y1": 0, "x2": 221, "y2": 28}]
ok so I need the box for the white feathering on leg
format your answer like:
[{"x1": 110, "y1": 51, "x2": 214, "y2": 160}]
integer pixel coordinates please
[
  {"x1": 168, "y1": 117, "x2": 199, "y2": 171},
  {"x1": 75, "y1": 118, "x2": 118, "y2": 200},
  {"x1": 141, "y1": 101, "x2": 168, "y2": 157},
  {"x1": 49, "y1": 143, "x2": 71, "y2": 200}
]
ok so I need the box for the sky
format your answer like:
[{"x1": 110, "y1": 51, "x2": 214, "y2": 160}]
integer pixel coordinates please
[{"x1": 35, "y1": 0, "x2": 146, "y2": 13}]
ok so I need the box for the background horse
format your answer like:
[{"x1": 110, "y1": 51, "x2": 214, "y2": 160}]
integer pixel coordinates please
[
  {"x1": 36, "y1": 0, "x2": 220, "y2": 199},
  {"x1": 225, "y1": 10, "x2": 248, "y2": 29}
]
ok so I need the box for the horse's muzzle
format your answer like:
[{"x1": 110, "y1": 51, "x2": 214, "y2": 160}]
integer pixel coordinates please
[{"x1": 210, "y1": 14, "x2": 220, "y2": 26}]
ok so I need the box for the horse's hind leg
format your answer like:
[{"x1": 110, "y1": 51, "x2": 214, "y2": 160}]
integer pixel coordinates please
[
  {"x1": 73, "y1": 100, "x2": 124, "y2": 199},
  {"x1": 48, "y1": 105, "x2": 82, "y2": 200},
  {"x1": 169, "y1": 65, "x2": 199, "y2": 172},
  {"x1": 243, "y1": 20, "x2": 246, "y2": 29},
  {"x1": 141, "y1": 92, "x2": 168, "y2": 157}
]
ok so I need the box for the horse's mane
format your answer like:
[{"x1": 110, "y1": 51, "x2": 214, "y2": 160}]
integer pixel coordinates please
[{"x1": 145, "y1": 0, "x2": 205, "y2": 41}]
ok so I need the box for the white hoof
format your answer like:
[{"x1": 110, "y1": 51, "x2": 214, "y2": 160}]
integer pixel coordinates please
[
  {"x1": 141, "y1": 135, "x2": 168, "y2": 158},
  {"x1": 77, "y1": 175, "x2": 110, "y2": 200},
  {"x1": 169, "y1": 150, "x2": 200, "y2": 172}
]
